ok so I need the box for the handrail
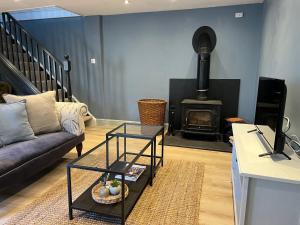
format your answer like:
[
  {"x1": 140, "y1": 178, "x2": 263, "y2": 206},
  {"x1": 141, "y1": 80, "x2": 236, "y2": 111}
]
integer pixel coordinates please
[
  {"x1": 0, "y1": 12, "x2": 73, "y2": 102},
  {"x1": 2, "y1": 12, "x2": 63, "y2": 65}
]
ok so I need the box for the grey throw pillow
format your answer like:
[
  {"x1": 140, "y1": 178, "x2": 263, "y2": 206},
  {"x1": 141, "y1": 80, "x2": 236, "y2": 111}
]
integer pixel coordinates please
[
  {"x1": 0, "y1": 100, "x2": 36, "y2": 147},
  {"x1": 3, "y1": 91, "x2": 61, "y2": 135}
]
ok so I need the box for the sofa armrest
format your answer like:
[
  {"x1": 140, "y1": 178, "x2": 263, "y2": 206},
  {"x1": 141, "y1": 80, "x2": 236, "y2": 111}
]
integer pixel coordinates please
[{"x1": 56, "y1": 102, "x2": 88, "y2": 136}]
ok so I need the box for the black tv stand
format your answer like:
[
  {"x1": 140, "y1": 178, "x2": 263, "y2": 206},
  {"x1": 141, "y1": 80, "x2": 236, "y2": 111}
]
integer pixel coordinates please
[
  {"x1": 248, "y1": 126, "x2": 291, "y2": 160},
  {"x1": 248, "y1": 128, "x2": 263, "y2": 135},
  {"x1": 258, "y1": 151, "x2": 291, "y2": 160}
]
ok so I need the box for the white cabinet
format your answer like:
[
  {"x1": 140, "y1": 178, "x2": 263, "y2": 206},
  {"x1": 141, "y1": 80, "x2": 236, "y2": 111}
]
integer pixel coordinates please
[
  {"x1": 232, "y1": 145, "x2": 241, "y2": 224},
  {"x1": 232, "y1": 124, "x2": 300, "y2": 225}
]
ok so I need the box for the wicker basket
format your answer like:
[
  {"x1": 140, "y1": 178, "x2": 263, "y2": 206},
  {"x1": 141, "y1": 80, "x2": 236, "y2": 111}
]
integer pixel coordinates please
[
  {"x1": 91, "y1": 182, "x2": 129, "y2": 204},
  {"x1": 138, "y1": 99, "x2": 167, "y2": 126}
]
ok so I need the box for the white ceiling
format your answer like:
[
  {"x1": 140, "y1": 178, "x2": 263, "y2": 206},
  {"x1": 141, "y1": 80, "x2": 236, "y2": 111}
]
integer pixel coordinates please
[{"x1": 1, "y1": 0, "x2": 264, "y2": 16}]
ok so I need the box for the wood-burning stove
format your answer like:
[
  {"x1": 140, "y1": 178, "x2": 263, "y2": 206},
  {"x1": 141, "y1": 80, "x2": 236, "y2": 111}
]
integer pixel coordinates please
[
  {"x1": 181, "y1": 99, "x2": 222, "y2": 136},
  {"x1": 179, "y1": 26, "x2": 222, "y2": 137}
]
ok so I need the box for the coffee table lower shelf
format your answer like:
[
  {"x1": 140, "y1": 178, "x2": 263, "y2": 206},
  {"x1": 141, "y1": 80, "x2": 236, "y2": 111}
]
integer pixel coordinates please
[{"x1": 71, "y1": 162, "x2": 151, "y2": 222}]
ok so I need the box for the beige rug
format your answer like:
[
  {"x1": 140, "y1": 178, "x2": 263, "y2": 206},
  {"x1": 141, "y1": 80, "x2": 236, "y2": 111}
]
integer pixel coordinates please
[{"x1": 6, "y1": 160, "x2": 204, "y2": 225}]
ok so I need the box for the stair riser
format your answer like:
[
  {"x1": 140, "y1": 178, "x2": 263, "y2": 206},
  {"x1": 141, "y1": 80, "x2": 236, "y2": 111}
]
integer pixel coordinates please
[
  {"x1": 25, "y1": 71, "x2": 48, "y2": 81},
  {"x1": 1, "y1": 14, "x2": 74, "y2": 105},
  {"x1": 1, "y1": 42, "x2": 26, "y2": 53},
  {"x1": 1, "y1": 54, "x2": 31, "y2": 68},
  {"x1": 41, "y1": 80, "x2": 57, "y2": 88},
  {"x1": 57, "y1": 89, "x2": 69, "y2": 102},
  {"x1": 2, "y1": 52, "x2": 31, "y2": 62},
  {"x1": 24, "y1": 72, "x2": 52, "y2": 82},
  {"x1": 1, "y1": 38, "x2": 18, "y2": 45},
  {"x1": 14, "y1": 64, "x2": 42, "y2": 75},
  {"x1": 38, "y1": 81, "x2": 59, "y2": 91},
  {"x1": 14, "y1": 52, "x2": 30, "y2": 60},
  {"x1": 20, "y1": 62, "x2": 41, "y2": 69}
]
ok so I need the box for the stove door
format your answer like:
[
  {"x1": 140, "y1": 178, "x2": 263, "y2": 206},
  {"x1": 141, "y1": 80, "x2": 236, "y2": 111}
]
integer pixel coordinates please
[{"x1": 184, "y1": 109, "x2": 216, "y2": 132}]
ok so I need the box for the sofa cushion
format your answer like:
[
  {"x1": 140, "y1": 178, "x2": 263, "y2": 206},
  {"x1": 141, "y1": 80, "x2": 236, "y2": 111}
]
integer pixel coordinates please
[
  {"x1": 3, "y1": 91, "x2": 61, "y2": 135},
  {"x1": 0, "y1": 131, "x2": 76, "y2": 176},
  {"x1": 0, "y1": 100, "x2": 36, "y2": 146}
]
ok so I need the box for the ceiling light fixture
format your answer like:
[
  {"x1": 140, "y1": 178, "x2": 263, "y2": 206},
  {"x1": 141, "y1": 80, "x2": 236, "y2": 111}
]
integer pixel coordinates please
[{"x1": 124, "y1": 0, "x2": 129, "y2": 5}]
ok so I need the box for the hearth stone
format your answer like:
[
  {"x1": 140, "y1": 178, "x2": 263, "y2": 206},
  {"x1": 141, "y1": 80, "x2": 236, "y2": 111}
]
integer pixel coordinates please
[{"x1": 181, "y1": 99, "x2": 222, "y2": 136}]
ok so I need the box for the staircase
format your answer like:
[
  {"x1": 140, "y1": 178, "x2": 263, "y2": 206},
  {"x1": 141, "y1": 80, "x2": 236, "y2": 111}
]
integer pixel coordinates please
[{"x1": 0, "y1": 12, "x2": 94, "y2": 123}]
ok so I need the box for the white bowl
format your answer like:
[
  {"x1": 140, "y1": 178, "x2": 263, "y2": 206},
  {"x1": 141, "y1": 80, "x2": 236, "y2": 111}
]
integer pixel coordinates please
[{"x1": 109, "y1": 185, "x2": 121, "y2": 195}]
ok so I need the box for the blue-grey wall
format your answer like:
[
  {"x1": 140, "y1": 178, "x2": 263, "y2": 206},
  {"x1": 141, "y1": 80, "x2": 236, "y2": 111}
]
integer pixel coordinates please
[
  {"x1": 102, "y1": 4, "x2": 263, "y2": 122},
  {"x1": 21, "y1": 4, "x2": 263, "y2": 121},
  {"x1": 259, "y1": 0, "x2": 300, "y2": 136},
  {"x1": 21, "y1": 16, "x2": 105, "y2": 118}
]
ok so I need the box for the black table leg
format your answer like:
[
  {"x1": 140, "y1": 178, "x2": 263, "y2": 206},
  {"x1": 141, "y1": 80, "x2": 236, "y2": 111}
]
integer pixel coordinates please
[
  {"x1": 106, "y1": 134, "x2": 110, "y2": 169},
  {"x1": 117, "y1": 136, "x2": 120, "y2": 161},
  {"x1": 150, "y1": 141, "x2": 153, "y2": 186},
  {"x1": 67, "y1": 166, "x2": 73, "y2": 220},
  {"x1": 162, "y1": 127, "x2": 164, "y2": 167},
  {"x1": 124, "y1": 125, "x2": 127, "y2": 162},
  {"x1": 154, "y1": 137, "x2": 157, "y2": 174},
  {"x1": 121, "y1": 174, "x2": 125, "y2": 225}
]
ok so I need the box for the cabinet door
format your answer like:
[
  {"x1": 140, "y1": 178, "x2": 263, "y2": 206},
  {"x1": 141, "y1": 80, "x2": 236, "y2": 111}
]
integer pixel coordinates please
[{"x1": 232, "y1": 145, "x2": 243, "y2": 225}]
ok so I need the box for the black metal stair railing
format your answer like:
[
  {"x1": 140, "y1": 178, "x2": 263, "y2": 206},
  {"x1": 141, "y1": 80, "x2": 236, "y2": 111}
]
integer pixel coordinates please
[{"x1": 0, "y1": 12, "x2": 72, "y2": 102}]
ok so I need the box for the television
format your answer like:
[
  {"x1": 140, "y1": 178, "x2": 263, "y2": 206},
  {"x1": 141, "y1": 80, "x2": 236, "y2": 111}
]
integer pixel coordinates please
[{"x1": 254, "y1": 77, "x2": 289, "y2": 159}]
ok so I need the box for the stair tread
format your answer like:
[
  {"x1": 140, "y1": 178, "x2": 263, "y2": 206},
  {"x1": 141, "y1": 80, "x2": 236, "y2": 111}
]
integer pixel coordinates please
[{"x1": 0, "y1": 13, "x2": 93, "y2": 118}]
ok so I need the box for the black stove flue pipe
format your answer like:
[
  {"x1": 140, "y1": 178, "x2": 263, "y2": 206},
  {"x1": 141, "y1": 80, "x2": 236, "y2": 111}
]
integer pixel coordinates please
[{"x1": 192, "y1": 26, "x2": 217, "y2": 100}]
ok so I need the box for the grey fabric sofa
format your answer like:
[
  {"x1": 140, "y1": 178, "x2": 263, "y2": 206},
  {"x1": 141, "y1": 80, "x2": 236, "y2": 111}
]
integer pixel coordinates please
[
  {"x1": 0, "y1": 101, "x2": 89, "y2": 190},
  {"x1": 0, "y1": 132, "x2": 84, "y2": 189}
]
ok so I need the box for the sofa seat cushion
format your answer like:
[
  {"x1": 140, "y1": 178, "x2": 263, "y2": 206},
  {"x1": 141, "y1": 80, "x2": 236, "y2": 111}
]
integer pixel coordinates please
[{"x1": 0, "y1": 131, "x2": 76, "y2": 176}]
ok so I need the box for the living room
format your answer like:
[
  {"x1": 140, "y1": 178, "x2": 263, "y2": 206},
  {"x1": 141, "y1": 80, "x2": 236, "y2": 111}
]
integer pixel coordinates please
[{"x1": 0, "y1": 0, "x2": 300, "y2": 224}]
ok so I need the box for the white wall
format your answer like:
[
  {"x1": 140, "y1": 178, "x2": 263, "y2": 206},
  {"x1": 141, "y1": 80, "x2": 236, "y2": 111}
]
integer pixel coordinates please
[{"x1": 259, "y1": 0, "x2": 300, "y2": 136}]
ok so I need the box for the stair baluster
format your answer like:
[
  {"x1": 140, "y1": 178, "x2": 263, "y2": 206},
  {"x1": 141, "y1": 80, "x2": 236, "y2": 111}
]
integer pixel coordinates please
[
  {"x1": 41, "y1": 50, "x2": 48, "y2": 91},
  {"x1": 1, "y1": 12, "x2": 93, "y2": 122},
  {"x1": 35, "y1": 44, "x2": 42, "y2": 91},
  {"x1": 24, "y1": 33, "x2": 32, "y2": 82},
  {"x1": 8, "y1": 17, "x2": 15, "y2": 64},
  {"x1": 54, "y1": 61, "x2": 59, "y2": 101},
  {"x1": 30, "y1": 39, "x2": 37, "y2": 87},
  {"x1": 2, "y1": 14, "x2": 9, "y2": 59},
  {"x1": 0, "y1": 23, "x2": 3, "y2": 54},
  {"x1": 18, "y1": 27, "x2": 26, "y2": 76},
  {"x1": 49, "y1": 56, "x2": 54, "y2": 91},
  {"x1": 12, "y1": 20, "x2": 20, "y2": 70},
  {"x1": 59, "y1": 65, "x2": 65, "y2": 101},
  {"x1": 64, "y1": 55, "x2": 72, "y2": 102},
  {"x1": 1, "y1": 12, "x2": 74, "y2": 103}
]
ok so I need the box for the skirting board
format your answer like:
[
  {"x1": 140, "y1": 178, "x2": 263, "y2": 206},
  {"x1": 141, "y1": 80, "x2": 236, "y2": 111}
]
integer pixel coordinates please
[{"x1": 95, "y1": 118, "x2": 169, "y2": 127}]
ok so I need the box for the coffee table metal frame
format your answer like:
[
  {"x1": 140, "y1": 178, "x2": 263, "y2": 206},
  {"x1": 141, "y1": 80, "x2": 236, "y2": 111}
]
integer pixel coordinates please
[
  {"x1": 106, "y1": 123, "x2": 165, "y2": 184},
  {"x1": 66, "y1": 123, "x2": 164, "y2": 225}
]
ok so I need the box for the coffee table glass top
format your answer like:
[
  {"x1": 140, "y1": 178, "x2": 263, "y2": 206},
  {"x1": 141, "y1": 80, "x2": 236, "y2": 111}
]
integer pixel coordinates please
[
  {"x1": 70, "y1": 136, "x2": 152, "y2": 172},
  {"x1": 107, "y1": 123, "x2": 163, "y2": 139}
]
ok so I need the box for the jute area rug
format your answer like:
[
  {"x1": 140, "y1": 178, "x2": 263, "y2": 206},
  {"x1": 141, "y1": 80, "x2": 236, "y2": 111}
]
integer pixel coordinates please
[{"x1": 6, "y1": 160, "x2": 204, "y2": 225}]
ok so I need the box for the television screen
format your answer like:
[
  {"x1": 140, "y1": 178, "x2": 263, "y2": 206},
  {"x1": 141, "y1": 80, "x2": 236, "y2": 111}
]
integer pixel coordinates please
[{"x1": 255, "y1": 77, "x2": 287, "y2": 153}]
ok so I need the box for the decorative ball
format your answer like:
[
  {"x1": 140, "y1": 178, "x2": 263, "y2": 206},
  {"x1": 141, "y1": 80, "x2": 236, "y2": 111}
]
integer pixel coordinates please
[{"x1": 99, "y1": 186, "x2": 109, "y2": 197}]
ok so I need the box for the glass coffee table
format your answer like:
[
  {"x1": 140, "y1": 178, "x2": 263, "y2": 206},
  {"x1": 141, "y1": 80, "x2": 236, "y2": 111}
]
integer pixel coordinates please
[{"x1": 67, "y1": 123, "x2": 164, "y2": 225}]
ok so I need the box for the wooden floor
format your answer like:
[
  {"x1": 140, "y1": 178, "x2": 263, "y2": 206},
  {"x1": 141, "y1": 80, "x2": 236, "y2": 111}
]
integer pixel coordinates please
[{"x1": 0, "y1": 121, "x2": 234, "y2": 225}]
